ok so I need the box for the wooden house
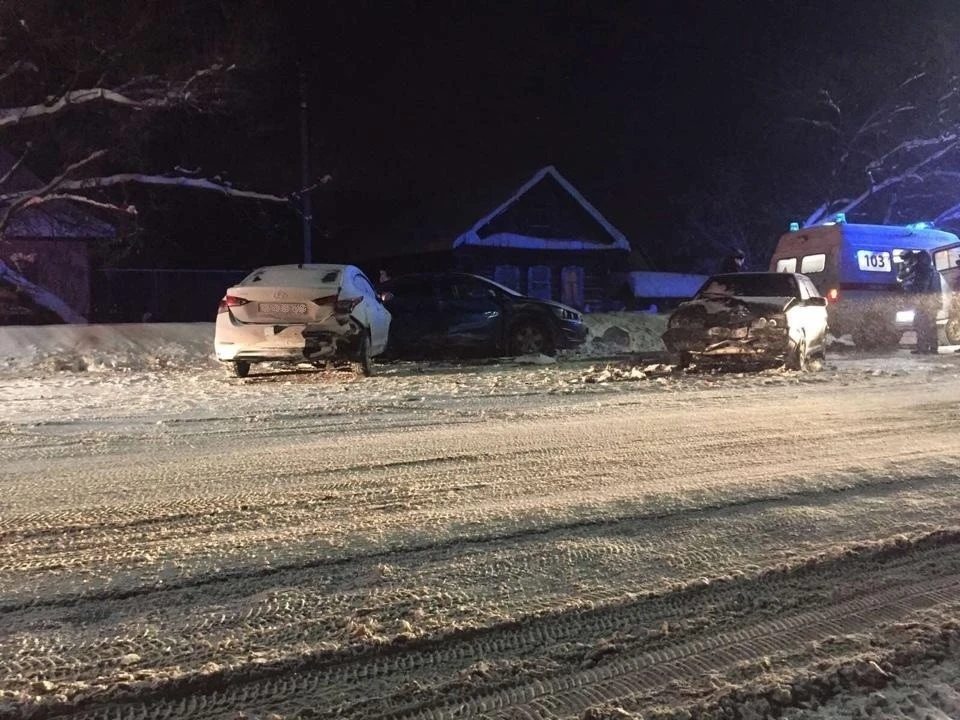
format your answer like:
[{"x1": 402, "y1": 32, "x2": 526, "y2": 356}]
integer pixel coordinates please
[
  {"x1": 354, "y1": 166, "x2": 647, "y2": 311},
  {"x1": 0, "y1": 149, "x2": 115, "y2": 323}
]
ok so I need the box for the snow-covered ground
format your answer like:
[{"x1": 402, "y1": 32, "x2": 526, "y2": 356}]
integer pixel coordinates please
[
  {"x1": 0, "y1": 312, "x2": 670, "y2": 374},
  {"x1": 3, "y1": 316, "x2": 960, "y2": 720}
]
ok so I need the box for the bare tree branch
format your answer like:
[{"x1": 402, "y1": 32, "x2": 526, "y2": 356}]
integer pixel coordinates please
[
  {"x1": 0, "y1": 63, "x2": 226, "y2": 128},
  {"x1": 786, "y1": 117, "x2": 841, "y2": 134},
  {"x1": 0, "y1": 150, "x2": 108, "y2": 237},
  {"x1": 859, "y1": 104, "x2": 916, "y2": 135},
  {"x1": 816, "y1": 89, "x2": 841, "y2": 117},
  {"x1": 803, "y1": 201, "x2": 830, "y2": 227},
  {"x1": 0, "y1": 259, "x2": 86, "y2": 323},
  {"x1": 896, "y1": 71, "x2": 927, "y2": 93},
  {"x1": 0, "y1": 144, "x2": 31, "y2": 188},
  {"x1": 866, "y1": 133, "x2": 958, "y2": 172},
  {"x1": 55, "y1": 173, "x2": 290, "y2": 202},
  {"x1": 17, "y1": 192, "x2": 138, "y2": 216},
  {"x1": 831, "y1": 139, "x2": 959, "y2": 220},
  {"x1": 0, "y1": 171, "x2": 290, "y2": 208},
  {"x1": 0, "y1": 59, "x2": 38, "y2": 84}
]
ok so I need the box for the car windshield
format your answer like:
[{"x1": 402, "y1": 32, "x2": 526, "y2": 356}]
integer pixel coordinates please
[
  {"x1": 697, "y1": 273, "x2": 798, "y2": 299},
  {"x1": 470, "y1": 275, "x2": 523, "y2": 297}
]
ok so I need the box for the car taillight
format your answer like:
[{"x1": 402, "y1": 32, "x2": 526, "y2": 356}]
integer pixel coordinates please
[
  {"x1": 218, "y1": 295, "x2": 250, "y2": 313},
  {"x1": 827, "y1": 288, "x2": 839, "y2": 303},
  {"x1": 334, "y1": 296, "x2": 363, "y2": 314}
]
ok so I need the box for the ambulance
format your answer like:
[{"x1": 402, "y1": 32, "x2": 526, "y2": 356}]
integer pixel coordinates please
[{"x1": 769, "y1": 219, "x2": 959, "y2": 348}]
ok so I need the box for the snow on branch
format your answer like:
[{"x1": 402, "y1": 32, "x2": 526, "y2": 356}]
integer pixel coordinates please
[
  {"x1": 18, "y1": 192, "x2": 138, "y2": 216},
  {"x1": 786, "y1": 116, "x2": 841, "y2": 134},
  {"x1": 0, "y1": 150, "x2": 108, "y2": 236},
  {"x1": 866, "y1": 133, "x2": 958, "y2": 171},
  {"x1": 0, "y1": 258, "x2": 86, "y2": 323},
  {"x1": 0, "y1": 144, "x2": 30, "y2": 188},
  {"x1": 0, "y1": 63, "x2": 228, "y2": 128},
  {"x1": 0, "y1": 171, "x2": 290, "y2": 208},
  {"x1": 935, "y1": 201, "x2": 960, "y2": 225},
  {"x1": 53, "y1": 173, "x2": 290, "y2": 203},
  {"x1": 0, "y1": 59, "x2": 38, "y2": 84},
  {"x1": 0, "y1": 88, "x2": 149, "y2": 127},
  {"x1": 831, "y1": 138, "x2": 959, "y2": 220},
  {"x1": 803, "y1": 201, "x2": 830, "y2": 227}
]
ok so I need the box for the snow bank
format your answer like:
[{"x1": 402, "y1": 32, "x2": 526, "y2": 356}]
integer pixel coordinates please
[
  {"x1": 578, "y1": 311, "x2": 668, "y2": 356},
  {"x1": 0, "y1": 322, "x2": 219, "y2": 373},
  {"x1": 0, "y1": 314, "x2": 670, "y2": 373}
]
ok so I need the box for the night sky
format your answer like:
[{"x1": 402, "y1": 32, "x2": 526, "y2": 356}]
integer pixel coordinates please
[
  {"x1": 125, "y1": 1, "x2": 956, "y2": 270},
  {"x1": 304, "y1": 2, "x2": 789, "y2": 253}
]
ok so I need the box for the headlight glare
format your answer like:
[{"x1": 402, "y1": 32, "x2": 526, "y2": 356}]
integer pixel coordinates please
[{"x1": 552, "y1": 306, "x2": 581, "y2": 322}]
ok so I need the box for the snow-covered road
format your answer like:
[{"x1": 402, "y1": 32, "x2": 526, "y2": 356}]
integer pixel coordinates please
[{"x1": 3, "y1": 327, "x2": 960, "y2": 719}]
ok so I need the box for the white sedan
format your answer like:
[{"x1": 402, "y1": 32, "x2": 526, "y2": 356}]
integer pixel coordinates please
[{"x1": 214, "y1": 264, "x2": 391, "y2": 377}]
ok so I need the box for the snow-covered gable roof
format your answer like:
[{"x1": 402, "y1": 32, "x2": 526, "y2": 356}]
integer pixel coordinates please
[
  {"x1": 0, "y1": 148, "x2": 115, "y2": 239},
  {"x1": 453, "y1": 166, "x2": 631, "y2": 252}
]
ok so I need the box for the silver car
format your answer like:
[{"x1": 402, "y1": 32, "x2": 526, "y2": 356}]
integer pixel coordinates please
[{"x1": 662, "y1": 272, "x2": 829, "y2": 371}]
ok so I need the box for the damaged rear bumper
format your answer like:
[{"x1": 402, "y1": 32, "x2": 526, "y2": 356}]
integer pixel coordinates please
[{"x1": 215, "y1": 314, "x2": 365, "y2": 363}]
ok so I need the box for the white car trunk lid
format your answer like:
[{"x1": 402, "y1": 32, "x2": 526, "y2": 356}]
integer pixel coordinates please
[{"x1": 224, "y1": 284, "x2": 340, "y2": 324}]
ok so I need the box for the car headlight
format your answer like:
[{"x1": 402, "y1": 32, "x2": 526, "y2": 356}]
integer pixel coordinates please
[
  {"x1": 751, "y1": 315, "x2": 785, "y2": 329},
  {"x1": 552, "y1": 306, "x2": 581, "y2": 322}
]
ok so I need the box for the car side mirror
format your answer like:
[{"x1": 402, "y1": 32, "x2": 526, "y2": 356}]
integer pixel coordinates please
[{"x1": 808, "y1": 296, "x2": 828, "y2": 307}]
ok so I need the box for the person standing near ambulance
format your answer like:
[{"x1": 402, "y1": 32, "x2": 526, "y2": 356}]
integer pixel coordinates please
[{"x1": 898, "y1": 250, "x2": 940, "y2": 354}]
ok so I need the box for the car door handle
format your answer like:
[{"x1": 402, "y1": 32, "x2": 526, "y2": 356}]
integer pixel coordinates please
[{"x1": 484, "y1": 310, "x2": 500, "y2": 318}]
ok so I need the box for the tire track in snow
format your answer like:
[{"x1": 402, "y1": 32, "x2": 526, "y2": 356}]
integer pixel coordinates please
[{"x1": 11, "y1": 531, "x2": 960, "y2": 720}]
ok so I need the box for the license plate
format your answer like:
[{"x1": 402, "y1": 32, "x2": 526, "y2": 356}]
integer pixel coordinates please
[
  {"x1": 258, "y1": 302, "x2": 307, "y2": 315},
  {"x1": 856, "y1": 250, "x2": 892, "y2": 272}
]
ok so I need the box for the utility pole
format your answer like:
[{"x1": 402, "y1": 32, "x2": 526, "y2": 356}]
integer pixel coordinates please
[{"x1": 299, "y1": 65, "x2": 313, "y2": 264}]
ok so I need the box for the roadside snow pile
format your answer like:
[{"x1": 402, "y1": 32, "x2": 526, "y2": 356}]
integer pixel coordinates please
[
  {"x1": 0, "y1": 323, "x2": 219, "y2": 373},
  {"x1": 579, "y1": 312, "x2": 668, "y2": 356},
  {"x1": 0, "y1": 313, "x2": 670, "y2": 374}
]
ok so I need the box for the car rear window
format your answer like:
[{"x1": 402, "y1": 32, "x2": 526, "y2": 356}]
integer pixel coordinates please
[{"x1": 241, "y1": 266, "x2": 342, "y2": 286}]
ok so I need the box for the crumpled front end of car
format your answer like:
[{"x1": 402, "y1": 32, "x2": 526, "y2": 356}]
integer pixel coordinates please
[{"x1": 662, "y1": 313, "x2": 793, "y2": 363}]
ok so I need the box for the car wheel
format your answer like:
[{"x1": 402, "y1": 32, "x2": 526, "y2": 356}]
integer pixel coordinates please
[
  {"x1": 231, "y1": 359, "x2": 250, "y2": 378},
  {"x1": 351, "y1": 331, "x2": 374, "y2": 377},
  {"x1": 787, "y1": 334, "x2": 807, "y2": 371},
  {"x1": 509, "y1": 321, "x2": 553, "y2": 356}
]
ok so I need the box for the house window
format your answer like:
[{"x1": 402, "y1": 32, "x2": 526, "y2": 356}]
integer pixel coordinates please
[
  {"x1": 493, "y1": 265, "x2": 520, "y2": 291},
  {"x1": 775, "y1": 257, "x2": 797, "y2": 273},
  {"x1": 560, "y1": 266, "x2": 584, "y2": 308},
  {"x1": 527, "y1": 265, "x2": 552, "y2": 300},
  {"x1": 800, "y1": 253, "x2": 825, "y2": 274}
]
